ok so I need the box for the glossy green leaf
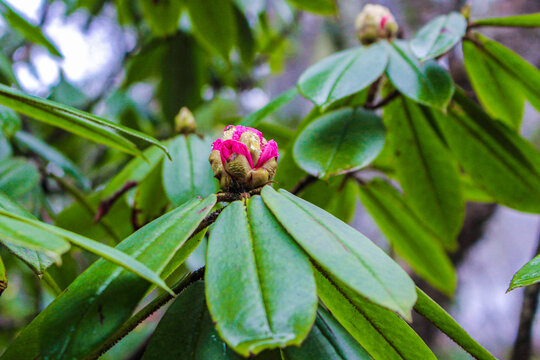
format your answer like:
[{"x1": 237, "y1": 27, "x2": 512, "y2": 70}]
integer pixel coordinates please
[
  {"x1": 0, "y1": 191, "x2": 54, "y2": 274},
  {"x1": 143, "y1": 281, "x2": 243, "y2": 360},
  {"x1": 186, "y1": 0, "x2": 236, "y2": 59},
  {"x1": 0, "y1": 84, "x2": 169, "y2": 159},
  {"x1": 463, "y1": 39, "x2": 524, "y2": 128},
  {"x1": 162, "y1": 134, "x2": 218, "y2": 207},
  {"x1": 1, "y1": 195, "x2": 216, "y2": 360},
  {"x1": 293, "y1": 107, "x2": 385, "y2": 179},
  {"x1": 385, "y1": 40, "x2": 454, "y2": 109},
  {"x1": 14, "y1": 131, "x2": 90, "y2": 190},
  {"x1": 324, "y1": 179, "x2": 359, "y2": 224},
  {"x1": 261, "y1": 186, "x2": 416, "y2": 319},
  {"x1": 410, "y1": 12, "x2": 466, "y2": 60},
  {"x1": 472, "y1": 13, "x2": 540, "y2": 28},
  {"x1": 284, "y1": 307, "x2": 372, "y2": 360},
  {"x1": 438, "y1": 90, "x2": 540, "y2": 213},
  {"x1": 49, "y1": 75, "x2": 87, "y2": 108},
  {"x1": 358, "y1": 180, "x2": 456, "y2": 295},
  {"x1": 316, "y1": 270, "x2": 436, "y2": 360},
  {"x1": 384, "y1": 97, "x2": 464, "y2": 247},
  {"x1": 139, "y1": 0, "x2": 183, "y2": 37},
  {"x1": 206, "y1": 197, "x2": 317, "y2": 356},
  {"x1": 0, "y1": 254, "x2": 6, "y2": 296},
  {"x1": 0, "y1": 209, "x2": 175, "y2": 295},
  {"x1": 467, "y1": 34, "x2": 540, "y2": 115},
  {"x1": 509, "y1": 254, "x2": 540, "y2": 291},
  {"x1": 414, "y1": 288, "x2": 497, "y2": 360},
  {"x1": 285, "y1": 0, "x2": 337, "y2": 15},
  {"x1": 0, "y1": 0, "x2": 62, "y2": 57},
  {"x1": 298, "y1": 43, "x2": 388, "y2": 108},
  {"x1": 241, "y1": 88, "x2": 298, "y2": 127},
  {"x1": 0, "y1": 158, "x2": 39, "y2": 198}
]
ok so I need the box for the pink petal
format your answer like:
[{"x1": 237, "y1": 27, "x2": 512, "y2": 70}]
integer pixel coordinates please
[
  {"x1": 380, "y1": 15, "x2": 389, "y2": 29},
  {"x1": 220, "y1": 139, "x2": 254, "y2": 168},
  {"x1": 211, "y1": 138, "x2": 223, "y2": 151},
  {"x1": 255, "y1": 140, "x2": 279, "y2": 168}
]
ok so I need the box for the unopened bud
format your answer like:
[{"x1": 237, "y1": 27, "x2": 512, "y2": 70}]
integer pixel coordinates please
[
  {"x1": 174, "y1": 107, "x2": 197, "y2": 134},
  {"x1": 208, "y1": 125, "x2": 279, "y2": 192},
  {"x1": 355, "y1": 4, "x2": 398, "y2": 45}
]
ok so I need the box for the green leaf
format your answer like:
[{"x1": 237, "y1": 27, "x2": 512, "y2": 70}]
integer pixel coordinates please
[
  {"x1": 0, "y1": 0, "x2": 62, "y2": 57},
  {"x1": 384, "y1": 97, "x2": 464, "y2": 247},
  {"x1": 134, "y1": 161, "x2": 168, "y2": 225},
  {"x1": 186, "y1": 0, "x2": 236, "y2": 59},
  {"x1": 285, "y1": 0, "x2": 337, "y2": 15},
  {"x1": 414, "y1": 288, "x2": 497, "y2": 360},
  {"x1": 466, "y1": 34, "x2": 540, "y2": 116},
  {"x1": 162, "y1": 134, "x2": 218, "y2": 207},
  {"x1": 206, "y1": 197, "x2": 317, "y2": 356},
  {"x1": 0, "y1": 84, "x2": 170, "y2": 159},
  {"x1": 143, "y1": 281, "x2": 244, "y2": 360},
  {"x1": 324, "y1": 179, "x2": 359, "y2": 224},
  {"x1": 472, "y1": 13, "x2": 540, "y2": 28},
  {"x1": 293, "y1": 107, "x2": 385, "y2": 179},
  {"x1": 298, "y1": 43, "x2": 388, "y2": 108},
  {"x1": 261, "y1": 186, "x2": 416, "y2": 319},
  {"x1": 0, "y1": 191, "x2": 54, "y2": 274},
  {"x1": 0, "y1": 52, "x2": 17, "y2": 86},
  {"x1": 1, "y1": 195, "x2": 216, "y2": 360},
  {"x1": 438, "y1": 89, "x2": 540, "y2": 213},
  {"x1": 357, "y1": 180, "x2": 456, "y2": 295},
  {"x1": 463, "y1": 39, "x2": 524, "y2": 128},
  {"x1": 139, "y1": 0, "x2": 183, "y2": 37},
  {"x1": 0, "y1": 158, "x2": 39, "y2": 198},
  {"x1": 102, "y1": 144, "x2": 166, "y2": 198},
  {"x1": 316, "y1": 270, "x2": 436, "y2": 360},
  {"x1": 509, "y1": 254, "x2": 540, "y2": 291},
  {"x1": 14, "y1": 131, "x2": 90, "y2": 190},
  {"x1": 385, "y1": 40, "x2": 454, "y2": 109},
  {"x1": 283, "y1": 307, "x2": 372, "y2": 360},
  {"x1": 241, "y1": 88, "x2": 298, "y2": 127},
  {"x1": 410, "y1": 12, "x2": 466, "y2": 60},
  {"x1": 0, "y1": 209, "x2": 174, "y2": 295},
  {"x1": 49, "y1": 74, "x2": 88, "y2": 108},
  {"x1": 0, "y1": 254, "x2": 6, "y2": 296},
  {"x1": 0, "y1": 104, "x2": 20, "y2": 137},
  {"x1": 159, "y1": 33, "x2": 206, "y2": 121},
  {"x1": 234, "y1": 5, "x2": 256, "y2": 65}
]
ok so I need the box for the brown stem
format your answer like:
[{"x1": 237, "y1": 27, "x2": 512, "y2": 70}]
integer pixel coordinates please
[
  {"x1": 364, "y1": 90, "x2": 399, "y2": 110},
  {"x1": 511, "y1": 224, "x2": 540, "y2": 360},
  {"x1": 95, "y1": 181, "x2": 137, "y2": 223},
  {"x1": 291, "y1": 175, "x2": 318, "y2": 195},
  {"x1": 215, "y1": 186, "x2": 267, "y2": 203}
]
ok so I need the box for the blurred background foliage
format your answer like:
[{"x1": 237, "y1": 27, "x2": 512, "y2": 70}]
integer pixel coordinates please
[{"x1": 0, "y1": 0, "x2": 539, "y2": 359}]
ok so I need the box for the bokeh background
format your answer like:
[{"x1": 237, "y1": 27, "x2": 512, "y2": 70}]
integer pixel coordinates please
[{"x1": 0, "y1": 0, "x2": 539, "y2": 359}]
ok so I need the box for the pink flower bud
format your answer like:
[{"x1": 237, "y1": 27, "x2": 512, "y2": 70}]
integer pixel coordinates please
[
  {"x1": 355, "y1": 4, "x2": 398, "y2": 45},
  {"x1": 208, "y1": 125, "x2": 279, "y2": 192}
]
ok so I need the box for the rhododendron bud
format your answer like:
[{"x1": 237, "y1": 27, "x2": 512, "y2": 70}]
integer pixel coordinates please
[
  {"x1": 355, "y1": 4, "x2": 398, "y2": 45},
  {"x1": 209, "y1": 125, "x2": 279, "y2": 192}
]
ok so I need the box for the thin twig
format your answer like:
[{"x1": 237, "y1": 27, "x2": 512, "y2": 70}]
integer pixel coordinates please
[
  {"x1": 364, "y1": 90, "x2": 400, "y2": 110},
  {"x1": 88, "y1": 268, "x2": 206, "y2": 360},
  {"x1": 291, "y1": 175, "x2": 318, "y2": 195},
  {"x1": 511, "y1": 223, "x2": 540, "y2": 360},
  {"x1": 95, "y1": 181, "x2": 137, "y2": 223}
]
